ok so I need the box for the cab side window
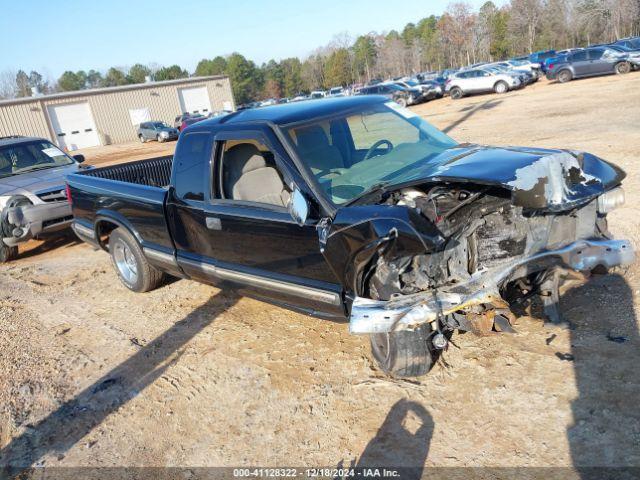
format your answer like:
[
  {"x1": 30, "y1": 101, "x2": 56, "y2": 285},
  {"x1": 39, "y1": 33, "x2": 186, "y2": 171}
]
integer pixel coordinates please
[{"x1": 173, "y1": 132, "x2": 210, "y2": 201}]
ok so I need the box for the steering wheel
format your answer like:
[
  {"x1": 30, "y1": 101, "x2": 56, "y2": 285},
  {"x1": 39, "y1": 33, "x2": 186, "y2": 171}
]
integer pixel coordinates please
[{"x1": 364, "y1": 139, "x2": 394, "y2": 161}]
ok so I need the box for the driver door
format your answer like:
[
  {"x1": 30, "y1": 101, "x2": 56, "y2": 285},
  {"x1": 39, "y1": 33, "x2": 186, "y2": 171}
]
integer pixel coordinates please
[{"x1": 172, "y1": 126, "x2": 344, "y2": 318}]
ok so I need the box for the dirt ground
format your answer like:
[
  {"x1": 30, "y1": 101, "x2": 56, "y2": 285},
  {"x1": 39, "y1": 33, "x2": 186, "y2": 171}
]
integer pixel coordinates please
[
  {"x1": 75, "y1": 139, "x2": 176, "y2": 167},
  {"x1": 1, "y1": 75, "x2": 640, "y2": 476}
]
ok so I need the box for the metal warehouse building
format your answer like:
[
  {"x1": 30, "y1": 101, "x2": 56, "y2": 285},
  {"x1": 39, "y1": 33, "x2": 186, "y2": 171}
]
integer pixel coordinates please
[{"x1": 0, "y1": 75, "x2": 234, "y2": 150}]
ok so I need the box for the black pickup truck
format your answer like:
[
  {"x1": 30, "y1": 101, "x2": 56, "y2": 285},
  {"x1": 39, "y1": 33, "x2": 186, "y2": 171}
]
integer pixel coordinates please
[{"x1": 67, "y1": 96, "x2": 634, "y2": 377}]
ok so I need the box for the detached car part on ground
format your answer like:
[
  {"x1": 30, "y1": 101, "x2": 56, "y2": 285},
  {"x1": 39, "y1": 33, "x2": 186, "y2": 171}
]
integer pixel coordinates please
[
  {"x1": 67, "y1": 96, "x2": 634, "y2": 378},
  {"x1": 0, "y1": 136, "x2": 87, "y2": 262}
]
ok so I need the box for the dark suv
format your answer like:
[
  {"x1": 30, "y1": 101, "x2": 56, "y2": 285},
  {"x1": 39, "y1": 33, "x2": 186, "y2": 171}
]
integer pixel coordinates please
[{"x1": 546, "y1": 47, "x2": 633, "y2": 82}]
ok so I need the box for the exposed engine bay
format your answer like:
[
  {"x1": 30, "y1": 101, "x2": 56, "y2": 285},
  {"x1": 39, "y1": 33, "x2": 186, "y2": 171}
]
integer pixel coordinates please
[{"x1": 349, "y1": 183, "x2": 633, "y2": 339}]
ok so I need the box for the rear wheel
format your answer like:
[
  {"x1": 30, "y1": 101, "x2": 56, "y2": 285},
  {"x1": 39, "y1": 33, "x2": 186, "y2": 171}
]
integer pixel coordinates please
[
  {"x1": 396, "y1": 97, "x2": 408, "y2": 108},
  {"x1": 494, "y1": 81, "x2": 508, "y2": 94},
  {"x1": 615, "y1": 61, "x2": 631, "y2": 75},
  {"x1": 156, "y1": 134, "x2": 164, "y2": 143},
  {"x1": 108, "y1": 228, "x2": 165, "y2": 292},
  {"x1": 450, "y1": 86, "x2": 463, "y2": 100},
  {"x1": 369, "y1": 322, "x2": 440, "y2": 377},
  {"x1": 558, "y1": 70, "x2": 572, "y2": 83},
  {"x1": 139, "y1": 135, "x2": 146, "y2": 143},
  {"x1": 0, "y1": 241, "x2": 18, "y2": 263}
]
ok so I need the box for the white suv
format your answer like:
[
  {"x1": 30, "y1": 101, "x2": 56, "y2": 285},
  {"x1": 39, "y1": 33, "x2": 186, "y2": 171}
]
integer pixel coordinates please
[{"x1": 445, "y1": 69, "x2": 521, "y2": 99}]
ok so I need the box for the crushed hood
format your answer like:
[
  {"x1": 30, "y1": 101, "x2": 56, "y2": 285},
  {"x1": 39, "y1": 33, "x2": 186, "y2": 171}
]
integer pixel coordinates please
[{"x1": 387, "y1": 144, "x2": 625, "y2": 211}]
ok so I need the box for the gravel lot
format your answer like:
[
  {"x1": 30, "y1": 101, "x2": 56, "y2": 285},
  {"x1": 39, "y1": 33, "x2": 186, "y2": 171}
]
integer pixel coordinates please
[{"x1": 1, "y1": 75, "x2": 639, "y2": 476}]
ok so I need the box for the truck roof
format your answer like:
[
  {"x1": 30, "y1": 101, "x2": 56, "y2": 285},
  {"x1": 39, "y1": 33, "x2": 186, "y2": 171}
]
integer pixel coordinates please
[{"x1": 188, "y1": 95, "x2": 387, "y2": 131}]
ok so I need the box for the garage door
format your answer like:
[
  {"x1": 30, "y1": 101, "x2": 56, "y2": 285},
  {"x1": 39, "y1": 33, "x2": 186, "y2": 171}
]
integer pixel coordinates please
[
  {"x1": 178, "y1": 86, "x2": 211, "y2": 115},
  {"x1": 48, "y1": 102, "x2": 100, "y2": 150}
]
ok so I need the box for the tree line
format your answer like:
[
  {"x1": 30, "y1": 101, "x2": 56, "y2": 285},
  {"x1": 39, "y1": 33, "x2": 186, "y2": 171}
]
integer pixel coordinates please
[{"x1": 1, "y1": 0, "x2": 638, "y2": 105}]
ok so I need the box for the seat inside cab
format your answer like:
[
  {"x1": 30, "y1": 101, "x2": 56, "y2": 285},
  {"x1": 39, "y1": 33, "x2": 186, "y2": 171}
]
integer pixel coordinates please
[{"x1": 221, "y1": 140, "x2": 289, "y2": 207}]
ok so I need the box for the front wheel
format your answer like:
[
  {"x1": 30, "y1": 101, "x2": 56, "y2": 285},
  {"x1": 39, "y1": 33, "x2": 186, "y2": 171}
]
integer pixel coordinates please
[
  {"x1": 450, "y1": 87, "x2": 463, "y2": 100},
  {"x1": 396, "y1": 97, "x2": 408, "y2": 108},
  {"x1": 108, "y1": 228, "x2": 165, "y2": 292},
  {"x1": 494, "y1": 81, "x2": 508, "y2": 94},
  {"x1": 370, "y1": 323, "x2": 440, "y2": 377},
  {"x1": 615, "y1": 61, "x2": 631, "y2": 75},
  {"x1": 0, "y1": 240, "x2": 18, "y2": 263},
  {"x1": 156, "y1": 135, "x2": 164, "y2": 143}
]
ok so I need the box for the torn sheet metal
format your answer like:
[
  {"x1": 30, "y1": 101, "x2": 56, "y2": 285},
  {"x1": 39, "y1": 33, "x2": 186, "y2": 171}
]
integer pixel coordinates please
[
  {"x1": 349, "y1": 238, "x2": 634, "y2": 334},
  {"x1": 507, "y1": 152, "x2": 599, "y2": 209}
]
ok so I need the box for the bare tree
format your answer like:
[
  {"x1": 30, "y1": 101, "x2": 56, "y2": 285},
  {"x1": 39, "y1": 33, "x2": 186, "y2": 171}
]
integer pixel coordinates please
[
  {"x1": 508, "y1": 0, "x2": 544, "y2": 53},
  {"x1": 0, "y1": 70, "x2": 17, "y2": 99}
]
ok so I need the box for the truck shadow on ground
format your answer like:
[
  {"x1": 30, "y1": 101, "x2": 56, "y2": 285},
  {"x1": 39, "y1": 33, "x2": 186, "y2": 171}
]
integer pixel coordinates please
[
  {"x1": 441, "y1": 99, "x2": 502, "y2": 134},
  {"x1": 355, "y1": 399, "x2": 433, "y2": 479},
  {"x1": 562, "y1": 273, "x2": 640, "y2": 477},
  {"x1": 0, "y1": 290, "x2": 238, "y2": 475}
]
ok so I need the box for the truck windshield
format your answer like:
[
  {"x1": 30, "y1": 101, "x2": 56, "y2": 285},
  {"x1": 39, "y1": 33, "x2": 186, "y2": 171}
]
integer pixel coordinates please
[
  {"x1": 0, "y1": 141, "x2": 74, "y2": 178},
  {"x1": 285, "y1": 101, "x2": 458, "y2": 205}
]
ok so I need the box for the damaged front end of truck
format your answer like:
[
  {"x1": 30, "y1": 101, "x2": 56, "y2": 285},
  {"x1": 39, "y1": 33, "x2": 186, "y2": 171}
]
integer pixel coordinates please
[{"x1": 321, "y1": 146, "x2": 634, "y2": 377}]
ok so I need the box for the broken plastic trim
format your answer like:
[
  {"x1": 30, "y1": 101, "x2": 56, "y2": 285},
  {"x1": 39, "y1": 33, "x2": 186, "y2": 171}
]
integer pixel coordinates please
[
  {"x1": 349, "y1": 239, "x2": 635, "y2": 334},
  {"x1": 1, "y1": 202, "x2": 72, "y2": 246}
]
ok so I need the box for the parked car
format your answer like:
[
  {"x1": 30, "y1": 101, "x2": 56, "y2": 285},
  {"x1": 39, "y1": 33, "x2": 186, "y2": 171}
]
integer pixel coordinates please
[
  {"x1": 173, "y1": 113, "x2": 194, "y2": 129},
  {"x1": 357, "y1": 83, "x2": 420, "y2": 106},
  {"x1": 445, "y1": 68, "x2": 521, "y2": 99},
  {"x1": 393, "y1": 79, "x2": 442, "y2": 101},
  {"x1": 310, "y1": 91, "x2": 326, "y2": 99},
  {"x1": 484, "y1": 64, "x2": 532, "y2": 85},
  {"x1": 0, "y1": 136, "x2": 88, "y2": 262},
  {"x1": 327, "y1": 87, "x2": 345, "y2": 97},
  {"x1": 137, "y1": 121, "x2": 179, "y2": 143},
  {"x1": 529, "y1": 50, "x2": 557, "y2": 72},
  {"x1": 493, "y1": 60, "x2": 541, "y2": 79},
  {"x1": 546, "y1": 47, "x2": 633, "y2": 83},
  {"x1": 179, "y1": 115, "x2": 206, "y2": 131},
  {"x1": 602, "y1": 44, "x2": 640, "y2": 68},
  {"x1": 67, "y1": 96, "x2": 633, "y2": 377},
  {"x1": 612, "y1": 37, "x2": 640, "y2": 50},
  {"x1": 543, "y1": 48, "x2": 583, "y2": 71}
]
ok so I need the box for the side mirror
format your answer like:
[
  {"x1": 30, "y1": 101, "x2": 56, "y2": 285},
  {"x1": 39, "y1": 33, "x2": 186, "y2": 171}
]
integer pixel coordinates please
[
  {"x1": 73, "y1": 154, "x2": 85, "y2": 163},
  {"x1": 288, "y1": 188, "x2": 309, "y2": 227}
]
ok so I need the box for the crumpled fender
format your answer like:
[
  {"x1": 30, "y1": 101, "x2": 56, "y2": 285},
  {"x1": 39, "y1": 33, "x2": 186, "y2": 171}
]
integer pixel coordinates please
[{"x1": 319, "y1": 204, "x2": 446, "y2": 295}]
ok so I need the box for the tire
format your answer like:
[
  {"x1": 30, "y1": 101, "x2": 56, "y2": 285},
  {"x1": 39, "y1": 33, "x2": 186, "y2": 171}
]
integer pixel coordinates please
[
  {"x1": 156, "y1": 134, "x2": 164, "y2": 143},
  {"x1": 108, "y1": 228, "x2": 165, "y2": 293},
  {"x1": 494, "y1": 81, "x2": 508, "y2": 94},
  {"x1": 0, "y1": 240, "x2": 18, "y2": 263},
  {"x1": 139, "y1": 135, "x2": 146, "y2": 143},
  {"x1": 450, "y1": 86, "x2": 463, "y2": 100},
  {"x1": 396, "y1": 97, "x2": 408, "y2": 108},
  {"x1": 615, "y1": 61, "x2": 631, "y2": 75},
  {"x1": 369, "y1": 323, "x2": 440, "y2": 378},
  {"x1": 558, "y1": 70, "x2": 572, "y2": 83}
]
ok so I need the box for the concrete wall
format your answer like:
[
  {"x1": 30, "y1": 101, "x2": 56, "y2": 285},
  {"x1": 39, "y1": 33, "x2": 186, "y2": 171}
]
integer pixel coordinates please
[{"x1": 0, "y1": 76, "x2": 234, "y2": 146}]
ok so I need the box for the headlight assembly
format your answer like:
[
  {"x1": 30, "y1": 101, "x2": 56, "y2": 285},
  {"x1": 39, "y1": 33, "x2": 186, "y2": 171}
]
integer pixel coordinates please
[{"x1": 597, "y1": 187, "x2": 625, "y2": 213}]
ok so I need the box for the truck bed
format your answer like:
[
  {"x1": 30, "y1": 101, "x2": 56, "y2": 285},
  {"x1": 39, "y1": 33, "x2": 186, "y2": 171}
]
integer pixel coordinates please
[
  {"x1": 79, "y1": 156, "x2": 173, "y2": 187},
  {"x1": 67, "y1": 155, "x2": 176, "y2": 256}
]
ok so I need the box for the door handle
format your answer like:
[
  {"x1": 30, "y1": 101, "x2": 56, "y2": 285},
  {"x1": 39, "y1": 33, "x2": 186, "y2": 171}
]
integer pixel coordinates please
[{"x1": 206, "y1": 216, "x2": 222, "y2": 230}]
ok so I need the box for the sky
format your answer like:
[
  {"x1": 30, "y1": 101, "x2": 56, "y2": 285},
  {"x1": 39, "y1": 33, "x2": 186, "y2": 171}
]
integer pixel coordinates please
[{"x1": 1, "y1": 0, "x2": 503, "y2": 79}]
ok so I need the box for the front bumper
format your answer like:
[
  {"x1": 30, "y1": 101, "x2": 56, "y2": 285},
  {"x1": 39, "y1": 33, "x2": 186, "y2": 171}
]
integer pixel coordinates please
[
  {"x1": 2, "y1": 201, "x2": 72, "y2": 246},
  {"x1": 349, "y1": 238, "x2": 634, "y2": 334}
]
